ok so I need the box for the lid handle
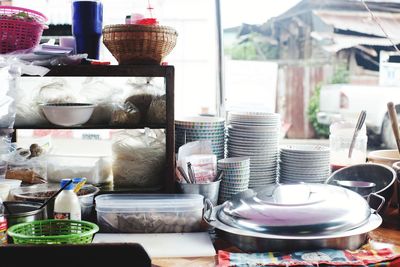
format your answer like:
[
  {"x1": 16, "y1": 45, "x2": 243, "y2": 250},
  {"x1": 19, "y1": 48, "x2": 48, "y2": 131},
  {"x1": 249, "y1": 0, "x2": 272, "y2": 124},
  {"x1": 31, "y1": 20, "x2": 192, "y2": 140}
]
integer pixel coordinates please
[
  {"x1": 367, "y1": 193, "x2": 385, "y2": 214},
  {"x1": 203, "y1": 198, "x2": 214, "y2": 222}
]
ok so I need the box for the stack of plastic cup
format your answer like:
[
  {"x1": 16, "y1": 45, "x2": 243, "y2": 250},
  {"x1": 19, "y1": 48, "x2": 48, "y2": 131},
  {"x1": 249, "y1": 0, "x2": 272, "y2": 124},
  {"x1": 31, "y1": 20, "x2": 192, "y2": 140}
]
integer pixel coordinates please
[{"x1": 217, "y1": 157, "x2": 250, "y2": 204}]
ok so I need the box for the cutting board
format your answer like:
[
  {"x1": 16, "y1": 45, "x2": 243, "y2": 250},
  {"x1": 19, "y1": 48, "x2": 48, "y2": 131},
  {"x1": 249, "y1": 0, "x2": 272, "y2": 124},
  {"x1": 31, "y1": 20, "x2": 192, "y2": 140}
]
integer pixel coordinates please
[{"x1": 92, "y1": 232, "x2": 216, "y2": 258}]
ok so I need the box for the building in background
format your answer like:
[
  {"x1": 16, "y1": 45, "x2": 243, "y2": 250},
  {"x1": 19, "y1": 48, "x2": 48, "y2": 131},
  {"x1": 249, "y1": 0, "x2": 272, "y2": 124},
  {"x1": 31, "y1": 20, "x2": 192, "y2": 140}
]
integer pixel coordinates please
[{"x1": 230, "y1": 0, "x2": 400, "y2": 138}]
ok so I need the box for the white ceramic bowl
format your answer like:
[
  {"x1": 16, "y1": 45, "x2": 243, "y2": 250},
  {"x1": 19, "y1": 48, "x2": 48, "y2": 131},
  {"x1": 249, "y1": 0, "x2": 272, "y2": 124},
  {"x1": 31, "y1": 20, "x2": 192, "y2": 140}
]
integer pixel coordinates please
[
  {"x1": 367, "y1": 149, "x2": 400, "y2": 167},
  {"x1": 40, "y1": 103, "x2": 95, "y2": 127}
]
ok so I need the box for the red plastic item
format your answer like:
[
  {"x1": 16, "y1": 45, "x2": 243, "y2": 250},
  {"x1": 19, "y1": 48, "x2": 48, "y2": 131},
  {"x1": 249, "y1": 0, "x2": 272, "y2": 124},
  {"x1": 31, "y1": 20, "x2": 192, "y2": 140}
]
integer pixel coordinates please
[
  {"x1": 136, "y1": 18, "x2": 158, "y2": 25},
  {"x1": 0, "y1": 6, "x2": 48, "y2": 54}
]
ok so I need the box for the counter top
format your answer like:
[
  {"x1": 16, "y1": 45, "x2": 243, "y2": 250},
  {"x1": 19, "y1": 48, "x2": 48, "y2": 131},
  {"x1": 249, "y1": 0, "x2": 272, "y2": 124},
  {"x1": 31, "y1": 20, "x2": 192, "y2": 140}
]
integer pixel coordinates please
[{"x1": 152, "y1": 208, "x2": 400, "y2": 267}]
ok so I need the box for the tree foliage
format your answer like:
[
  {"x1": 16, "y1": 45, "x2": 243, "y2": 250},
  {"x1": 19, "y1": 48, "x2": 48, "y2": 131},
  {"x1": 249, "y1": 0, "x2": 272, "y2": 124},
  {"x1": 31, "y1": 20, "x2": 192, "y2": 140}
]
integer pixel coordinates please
[{"x1": 307, "y1": 65, "x2": 350, "y2": 138}]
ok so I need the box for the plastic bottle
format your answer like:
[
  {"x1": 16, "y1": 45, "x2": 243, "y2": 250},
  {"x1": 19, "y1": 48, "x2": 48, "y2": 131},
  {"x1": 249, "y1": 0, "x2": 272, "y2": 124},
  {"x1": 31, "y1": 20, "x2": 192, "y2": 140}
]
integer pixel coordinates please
[
  {"x1": 329, "y1": 120, "x2": 367, "y2": 172},
  {"x1": 0, "y1": 199, "x2": 7, "y2": 244},
  {"x1": 54, "y1": 179, "x2": 81, "y2": 220}
]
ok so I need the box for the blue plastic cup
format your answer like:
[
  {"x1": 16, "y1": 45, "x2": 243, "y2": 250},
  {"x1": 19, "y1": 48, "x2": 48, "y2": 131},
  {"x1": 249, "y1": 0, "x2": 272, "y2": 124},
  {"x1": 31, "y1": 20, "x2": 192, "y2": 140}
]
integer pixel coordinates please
[{"x1": 72, "y1": 0, "x2": 103, "y2": 59}]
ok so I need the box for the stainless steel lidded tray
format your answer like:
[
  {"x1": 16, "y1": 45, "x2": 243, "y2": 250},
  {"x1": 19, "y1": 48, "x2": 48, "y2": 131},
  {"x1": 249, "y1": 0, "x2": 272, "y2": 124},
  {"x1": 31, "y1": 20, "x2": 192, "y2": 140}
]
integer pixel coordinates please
[{"x1": 209, "y1": 183, "x2": 384, "y2": 236}]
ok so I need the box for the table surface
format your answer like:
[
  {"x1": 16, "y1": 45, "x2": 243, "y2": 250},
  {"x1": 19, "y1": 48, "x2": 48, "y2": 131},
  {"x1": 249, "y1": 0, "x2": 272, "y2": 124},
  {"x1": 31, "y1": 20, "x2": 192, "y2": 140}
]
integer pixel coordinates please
[{"x1": 152, "y1": 208, "x2": 400, "y2": 267}]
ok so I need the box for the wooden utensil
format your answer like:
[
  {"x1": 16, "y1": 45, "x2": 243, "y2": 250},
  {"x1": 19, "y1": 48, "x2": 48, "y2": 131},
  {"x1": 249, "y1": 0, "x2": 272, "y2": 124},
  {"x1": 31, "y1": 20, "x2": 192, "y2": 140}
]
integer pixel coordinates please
[
  {"x1": 177, "y1": 166, "x2": 191, "y2": 184},
  {"x1": 387, "y1": 102, "x2": 400, "y2": 155},
  {"x1": 187, "y1": 162, "x2": 196, "y2": 184}
]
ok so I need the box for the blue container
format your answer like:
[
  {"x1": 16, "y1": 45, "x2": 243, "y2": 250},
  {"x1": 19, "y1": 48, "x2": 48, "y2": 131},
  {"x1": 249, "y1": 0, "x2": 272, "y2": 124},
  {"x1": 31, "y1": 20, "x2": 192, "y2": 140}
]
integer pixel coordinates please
[{"x1": 72, "y1": 0, "x2": 103, "y2": 59}]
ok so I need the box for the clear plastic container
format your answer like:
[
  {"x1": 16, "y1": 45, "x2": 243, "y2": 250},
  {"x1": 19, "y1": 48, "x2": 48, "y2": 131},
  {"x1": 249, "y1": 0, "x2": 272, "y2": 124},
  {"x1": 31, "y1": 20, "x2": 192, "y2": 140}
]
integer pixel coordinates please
[
  {"x1": 95, "y1": 194, "x2": 203, "y2": 233},
  {"x1": 47, "y1": 154, "x2": 112, "y2": 185},
  {"x1": 329, "y1": 121, "x2": 367, "y2": 172}
]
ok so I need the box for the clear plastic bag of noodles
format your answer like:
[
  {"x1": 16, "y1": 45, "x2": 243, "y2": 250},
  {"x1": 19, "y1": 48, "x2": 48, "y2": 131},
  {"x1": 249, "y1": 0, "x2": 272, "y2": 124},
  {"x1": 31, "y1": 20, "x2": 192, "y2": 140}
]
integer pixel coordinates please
[{"x1": 112, "y1": 128, "x2": 166, "y2": 189}]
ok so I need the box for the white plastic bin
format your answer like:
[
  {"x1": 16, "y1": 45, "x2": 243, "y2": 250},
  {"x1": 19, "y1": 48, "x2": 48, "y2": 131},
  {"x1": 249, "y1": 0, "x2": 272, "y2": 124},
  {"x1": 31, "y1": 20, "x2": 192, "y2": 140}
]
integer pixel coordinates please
[{"x1": 47, "y1": 154, "x2": 112, "y2": 185}]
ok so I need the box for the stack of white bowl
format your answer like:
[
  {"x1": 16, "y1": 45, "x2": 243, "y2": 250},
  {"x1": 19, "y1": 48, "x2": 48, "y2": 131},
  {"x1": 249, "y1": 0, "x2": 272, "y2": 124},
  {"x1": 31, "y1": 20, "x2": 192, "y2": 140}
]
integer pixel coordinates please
[
  {"x1": 226, "y1": 111, "x2": 280, "y2": 188},
  {"x1": 217, "y1": 157, "x2": 250, "y2": 204},
  {"x1": 279, "y1": 144, "x2": 330, "y2": 184},
  {"x1": 175, "y1": 117, "x2": 225, "y2": 160}
]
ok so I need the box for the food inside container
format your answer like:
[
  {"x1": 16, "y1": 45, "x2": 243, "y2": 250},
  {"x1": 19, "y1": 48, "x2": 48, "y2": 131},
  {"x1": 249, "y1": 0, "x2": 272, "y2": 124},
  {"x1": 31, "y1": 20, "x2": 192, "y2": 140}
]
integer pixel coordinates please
[
  {"x1": 112, "y1": 129, "x2": 165, "y2": 189},
  {"x1": 95, "y1": 194, "x2": 203, "y2": 233},
  {"x1": 47, "y1": 154, "x2": 112, "y2": 186}
]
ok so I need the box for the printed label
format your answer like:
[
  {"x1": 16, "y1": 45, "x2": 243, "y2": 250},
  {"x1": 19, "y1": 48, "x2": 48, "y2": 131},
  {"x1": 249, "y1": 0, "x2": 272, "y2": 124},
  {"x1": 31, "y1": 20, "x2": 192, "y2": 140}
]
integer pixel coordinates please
[
  {"x1": 0, "y1": 216, "x2": 7, "y2": 244},
  {"x1": 54, "y1": 212, "x2": 70, "y2": 220}
]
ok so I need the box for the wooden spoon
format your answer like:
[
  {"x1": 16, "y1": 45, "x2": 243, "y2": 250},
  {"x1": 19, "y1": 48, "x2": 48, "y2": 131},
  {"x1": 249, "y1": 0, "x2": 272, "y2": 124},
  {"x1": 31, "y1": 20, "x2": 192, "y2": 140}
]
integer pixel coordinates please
[{"x1": 387, "y1": 102, "x2": 400, "y2": 155}]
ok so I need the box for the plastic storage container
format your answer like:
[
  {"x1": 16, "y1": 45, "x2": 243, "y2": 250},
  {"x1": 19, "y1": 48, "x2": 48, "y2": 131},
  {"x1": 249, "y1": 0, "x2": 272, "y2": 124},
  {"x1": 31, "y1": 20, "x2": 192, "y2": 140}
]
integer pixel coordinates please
[
  {"x1": 95, "y1": 194, "x2": 203, "y2": 233},
  {"x1": 329, "y1": 121, "x2": 367, "y2": 172}
]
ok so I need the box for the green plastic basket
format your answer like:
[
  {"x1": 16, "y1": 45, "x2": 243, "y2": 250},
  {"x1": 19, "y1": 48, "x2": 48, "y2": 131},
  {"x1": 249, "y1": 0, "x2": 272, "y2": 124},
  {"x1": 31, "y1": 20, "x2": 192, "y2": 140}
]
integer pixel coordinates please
[{"x1": 7, "y1": 219, "x2": 99, "y2": 244}]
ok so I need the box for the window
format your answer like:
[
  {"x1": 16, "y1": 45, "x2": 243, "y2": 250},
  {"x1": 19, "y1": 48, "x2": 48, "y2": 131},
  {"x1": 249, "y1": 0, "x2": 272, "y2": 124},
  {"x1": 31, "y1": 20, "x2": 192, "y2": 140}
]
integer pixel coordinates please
[
  {"x1": 7, "y1": 0, "x2": 399, "y2": 145},
  {"x1": 12, "y1": 0, "x2": 218, "y2": 117}
]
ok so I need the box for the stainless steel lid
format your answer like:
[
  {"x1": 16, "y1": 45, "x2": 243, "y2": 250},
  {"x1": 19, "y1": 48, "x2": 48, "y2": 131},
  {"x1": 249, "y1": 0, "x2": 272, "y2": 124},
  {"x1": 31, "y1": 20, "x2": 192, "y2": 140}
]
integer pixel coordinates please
[{"x1": 217, "y1": 184, "x2": 372, "y2": 235}]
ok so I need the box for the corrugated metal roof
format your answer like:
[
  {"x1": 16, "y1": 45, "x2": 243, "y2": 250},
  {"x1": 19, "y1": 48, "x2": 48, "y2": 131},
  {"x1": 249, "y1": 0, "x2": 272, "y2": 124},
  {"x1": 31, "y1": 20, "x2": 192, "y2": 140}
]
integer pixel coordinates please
[
  {"x1": 310, "y1": 31, "x2": 400, "y2": 52},
  {"x1": 313, "y1": 10, "x2": 400, "y2": 38},
  {"x1": 275, "y1": 0, "x2": 400, "y2": 22}
]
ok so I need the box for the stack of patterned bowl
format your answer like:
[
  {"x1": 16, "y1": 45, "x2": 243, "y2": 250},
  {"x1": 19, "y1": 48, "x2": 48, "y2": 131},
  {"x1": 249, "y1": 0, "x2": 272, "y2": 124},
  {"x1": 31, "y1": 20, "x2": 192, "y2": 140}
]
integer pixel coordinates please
[
  {"x1": 278, "y1": 144, "x2": 330, "y2": 184},
  {"x1": 217, "y1": 157, "x2": 250, "y2": 204},
  {"x1": 226, "y1": 111, "x2": 280, "y2": 188},
  {"x1": 175, "y1": 116, "x2": 225, "y2": 160}
]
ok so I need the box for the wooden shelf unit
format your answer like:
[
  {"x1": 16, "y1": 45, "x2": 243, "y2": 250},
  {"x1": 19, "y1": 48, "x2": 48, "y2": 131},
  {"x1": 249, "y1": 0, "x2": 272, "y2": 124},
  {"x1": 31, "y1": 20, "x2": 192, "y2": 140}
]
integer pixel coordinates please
[{"x1": 14, "y1": 64, "x2": 175, "y2": 193}]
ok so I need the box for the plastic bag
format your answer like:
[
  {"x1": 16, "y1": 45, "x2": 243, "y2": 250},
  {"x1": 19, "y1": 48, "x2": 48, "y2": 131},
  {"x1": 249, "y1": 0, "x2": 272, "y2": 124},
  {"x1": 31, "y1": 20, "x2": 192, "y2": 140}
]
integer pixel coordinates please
[
  {"x1": 0, "y1": 67, "x2": 15, "y2": 128},
  {"x1": 176, "y1": 141, "x2": 216, "y2": 183},
  {"x1": 80, "y1": 77, "x2": 124, "y2": 125},
  {"x1": 147, "y1": 94, "x2": 166, "y2": 124},
  {"x1": 112, "y1": 128, "x2": 165, "y2": 188},
  {"x1": 6, "y1": 144, "x2": 47, "y2": 184},
  {"x1": 37, "y1": 78, "x2": 76, "y2": 104},
  {"x1": 124, "y1": 77, "x2": 165, "y2": 124},
  {"x1": 15, "y1": 77, "x2": 77, "y2": 126},
  {"x1": 110, "y1": 101, "x2": 141, "y2": 126}
]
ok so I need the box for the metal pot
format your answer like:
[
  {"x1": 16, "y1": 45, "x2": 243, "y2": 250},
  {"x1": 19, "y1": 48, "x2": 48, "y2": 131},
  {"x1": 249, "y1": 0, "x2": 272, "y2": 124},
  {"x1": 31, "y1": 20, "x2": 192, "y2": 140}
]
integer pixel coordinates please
[
  {"x1": 204, "y1": 184, "x2": 384, "y2": 252},
  {"x1": 326, "y1": 163, "x2": 396, "y2": 214},
  {"x1": 4, "y1": 201, "x2": 47, "y2": 227}
]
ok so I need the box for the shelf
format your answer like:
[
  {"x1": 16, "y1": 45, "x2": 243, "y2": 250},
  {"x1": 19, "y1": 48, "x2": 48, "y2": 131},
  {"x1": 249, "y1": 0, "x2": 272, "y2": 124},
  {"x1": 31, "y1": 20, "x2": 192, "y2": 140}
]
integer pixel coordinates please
[
  {"x1": 14, "y1": 124, "x2": 167, "y2": 130},
  {"x1": 14, "y1": 64, "x2": 176, "y2": 193},
  {"x1": 38, "y1": 65, "x2": 175, "y2": 78}
]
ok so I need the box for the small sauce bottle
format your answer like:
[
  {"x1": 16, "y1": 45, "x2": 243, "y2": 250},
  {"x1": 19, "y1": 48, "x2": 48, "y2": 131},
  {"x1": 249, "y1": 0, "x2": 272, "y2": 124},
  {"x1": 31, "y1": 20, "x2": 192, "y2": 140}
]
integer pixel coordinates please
[
  {"x1": 54, "y1": 179, "x2": 81, "y2": 220},
  {"x1": 0, "y1": 200, "x2": 7, "y2": 244}
]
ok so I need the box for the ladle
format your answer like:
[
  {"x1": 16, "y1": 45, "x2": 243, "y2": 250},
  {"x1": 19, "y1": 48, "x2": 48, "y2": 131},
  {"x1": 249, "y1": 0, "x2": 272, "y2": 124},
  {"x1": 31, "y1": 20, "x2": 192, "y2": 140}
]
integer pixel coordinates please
[{"x1": 38, "y1": 179, "x2": 73, "y2": 210}]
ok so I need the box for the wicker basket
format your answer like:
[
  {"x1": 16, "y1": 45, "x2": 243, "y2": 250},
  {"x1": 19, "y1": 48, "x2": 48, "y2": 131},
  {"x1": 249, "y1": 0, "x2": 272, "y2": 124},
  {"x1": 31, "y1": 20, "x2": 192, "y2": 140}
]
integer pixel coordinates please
[{"x1": 103, "y1": 24, "x2": 178, "y2": 65}]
